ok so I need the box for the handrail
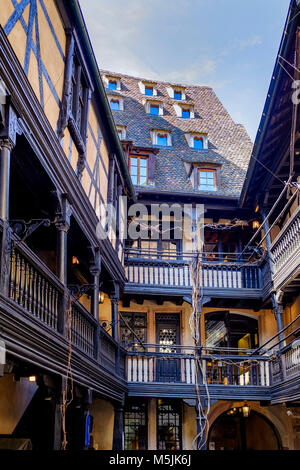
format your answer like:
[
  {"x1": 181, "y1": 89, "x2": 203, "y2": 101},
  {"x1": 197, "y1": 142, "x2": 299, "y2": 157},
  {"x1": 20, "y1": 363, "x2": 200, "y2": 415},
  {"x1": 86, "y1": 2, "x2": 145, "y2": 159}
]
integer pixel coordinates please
[{"x1": 270, "y1": 203, "x2": 300, "y2": 250}]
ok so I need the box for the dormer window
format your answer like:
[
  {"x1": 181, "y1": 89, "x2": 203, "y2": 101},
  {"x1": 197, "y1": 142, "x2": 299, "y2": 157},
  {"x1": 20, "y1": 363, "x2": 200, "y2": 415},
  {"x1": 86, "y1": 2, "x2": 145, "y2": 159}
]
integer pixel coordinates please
[
  {"x1": 103, "y1": 75, "x2": 121, "y2": 91},
  {"x1": 198, "y1": 169, "x2": 217, "y2": 191},
  {"x1": 139, "y1": 81, "x2": 157, "y2": 96},
  {"x1": 151, "y1": 129, "x2": 171, "y2": 147},
  {"x1": 174, "y1": 103, "x2": 194, "y2": 119},
  {"x1": 185, "y1": 133, "x2": 208, "y2": 150},
  {"x1": 108, "y1": 80, "x2": 117, "y2": 90},
  {"x1": 182, "y1": 108, "x2": 190, "y2": 119},
  {"x1": 108, "y1": 95, "x2": 124, "y2": 111},
  {"x1": 167, "y1": 86, "x2": 186, "y2": 101},
  {"x1": 144, "y1": 99, "x2": 163, "y2": 116},
  {"x1": 116, "y1": 126, "x2": 126, "y2": 140}
]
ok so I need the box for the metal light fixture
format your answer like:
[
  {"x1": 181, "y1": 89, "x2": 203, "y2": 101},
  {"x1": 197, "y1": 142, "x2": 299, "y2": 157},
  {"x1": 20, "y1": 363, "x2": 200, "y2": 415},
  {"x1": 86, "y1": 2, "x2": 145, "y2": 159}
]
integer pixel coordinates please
[
  {"x1": 242, "y1": 403, "x2": 250, "y2": 418},
  {"x1": 72, "y1": 256, "x2": 80, "y2": 265},
  {"x1": 252, "y1": 220, "x2": 260, "y2": 229},
  {"x1": 28, "y1": 375, "x2": 37, "y2": 382},
  {"x1": 98, "y1": 292, "x2": 105, "y2": 304}
]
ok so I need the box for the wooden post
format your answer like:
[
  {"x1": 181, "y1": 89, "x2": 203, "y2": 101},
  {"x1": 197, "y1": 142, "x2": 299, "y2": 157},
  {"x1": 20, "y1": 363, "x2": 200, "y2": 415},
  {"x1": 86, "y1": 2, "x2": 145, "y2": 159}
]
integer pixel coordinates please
[
  {"x1": 0, "y1": 139, "x2": 13, "y2": 220},
  {"x1": 90, "y1": 248, "x2": 101, "y2": 360},
  {"x1": 112, "y1": 404, "x2": 124, "y2": 450},
  {"x1": 55, "y1": 195, "x2": 72, "y2": 336}
]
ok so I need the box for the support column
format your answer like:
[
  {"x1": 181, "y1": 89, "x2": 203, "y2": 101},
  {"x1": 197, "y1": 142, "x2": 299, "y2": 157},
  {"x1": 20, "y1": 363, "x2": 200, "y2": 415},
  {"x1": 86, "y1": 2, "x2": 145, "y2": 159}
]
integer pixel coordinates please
[
  {"x1": 0, "y1": 139, "x2": 13, "y2": 220},
  {"x1": 90, "y1": 248, "x2": 101, "y2": 361},
  {"x1": 112, "y1": 404, "x2": 124, "y2": 450},
  {"x1": 55, "y1": 195, "x2": 72, "y2": 335},
  {"x1": 271, "y1": 291, "x2": 284, "y2": 350},
  {"x1": 110, "y1": 281, "x2": 120, "y2": 343}
]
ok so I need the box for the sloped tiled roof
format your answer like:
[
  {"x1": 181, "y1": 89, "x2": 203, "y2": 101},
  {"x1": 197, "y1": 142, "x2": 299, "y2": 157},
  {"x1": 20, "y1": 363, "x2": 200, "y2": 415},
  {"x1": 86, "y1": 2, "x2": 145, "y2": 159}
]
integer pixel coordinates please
[{"x1": 100, "y1": 70, "x2": 253, "y2": 198}]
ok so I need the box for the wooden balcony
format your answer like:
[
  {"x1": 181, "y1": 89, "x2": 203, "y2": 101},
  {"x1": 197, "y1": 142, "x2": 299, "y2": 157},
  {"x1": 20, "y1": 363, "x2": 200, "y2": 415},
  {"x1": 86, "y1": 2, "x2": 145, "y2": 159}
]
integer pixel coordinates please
[
  {"x1": 270, "y1": 340, "x2": 300, "y2": 403},
  {"x1": 0, "y1": 222, "x2": 126, "y2": 401},
  {"x1": 124, "y1": 249, "x2": 262, "y2": 300},
  {"x1": 127, "y1": 345, "x2": 271, "y2": 400},
  {"x1": 270, "y1": 204, "x2": 300, "y2": 291}
]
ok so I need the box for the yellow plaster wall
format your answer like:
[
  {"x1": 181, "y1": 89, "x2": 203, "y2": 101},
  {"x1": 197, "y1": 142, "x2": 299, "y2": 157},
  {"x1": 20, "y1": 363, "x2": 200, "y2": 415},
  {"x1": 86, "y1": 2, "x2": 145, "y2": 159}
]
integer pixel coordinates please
[
  {"x1": 90, "y1": 399, "x2": 114, "y2": 450},
  {"x1": 182, "y1": 403, "x2": 197, "y2": 450},
  {"x1": 0, "y1": 0, "x2": 66, "y2": 132},
  {"x1": 0, "y1": 374, "x2": 38, "y2": 434}
]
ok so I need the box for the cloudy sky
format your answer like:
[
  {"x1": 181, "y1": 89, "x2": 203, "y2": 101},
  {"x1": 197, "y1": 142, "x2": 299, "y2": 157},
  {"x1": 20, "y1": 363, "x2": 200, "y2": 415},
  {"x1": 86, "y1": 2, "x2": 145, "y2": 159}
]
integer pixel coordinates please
[{"x1": 80, "y1": 0, "x2": 289, "y2": 141}]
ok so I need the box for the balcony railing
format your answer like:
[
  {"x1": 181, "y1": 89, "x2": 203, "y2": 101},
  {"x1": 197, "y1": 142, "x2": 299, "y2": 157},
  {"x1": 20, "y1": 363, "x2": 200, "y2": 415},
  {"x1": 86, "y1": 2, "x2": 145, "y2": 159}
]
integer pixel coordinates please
[
  {"x1": 125, "y1": 249, "x2": 262, "y2": 292},
  {"x1": 127, "y1": 345, "x2": 270, "y2": 387},
  {"x1": 271, "y1": 341, "x2": 300, "y2": 385},
  {"x1": 270, "y1": 204, "x2": 300, "y2": 289},
  {"x1": 0, "y1": 222, "x2": 124, "y2": 377}
]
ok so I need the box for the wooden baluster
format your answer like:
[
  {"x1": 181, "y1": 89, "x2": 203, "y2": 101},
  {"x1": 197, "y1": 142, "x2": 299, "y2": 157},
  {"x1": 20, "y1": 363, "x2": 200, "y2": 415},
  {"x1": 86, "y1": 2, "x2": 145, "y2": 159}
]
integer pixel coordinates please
[
  {"x1": 28, "y1": 266, "x2": 34, "y2": 313},
  {"x1": 14, "y1": 253, "x2": 20, "y2": 304},
  {"x1": 36, "y1": 275, "x2": 42, "y2": 319},
  {"x1": 32, "y1": 270, "x2": 37, "y2": 316},
  {"x1": 48, "y1": 285, "x2": 53, "y2": 327},
  {"x1": 9, "y1": 247, "x2": 16, "y2": 300}
]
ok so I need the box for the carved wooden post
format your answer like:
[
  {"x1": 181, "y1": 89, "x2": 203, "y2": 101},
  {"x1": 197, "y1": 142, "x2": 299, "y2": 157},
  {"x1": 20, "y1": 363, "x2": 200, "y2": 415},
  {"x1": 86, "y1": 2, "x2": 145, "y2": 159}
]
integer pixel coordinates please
[
  {"x1": 55, "y1": 195, "x2": 72, "y2": 336},
  {"x1": 90, "y1": 248, "x2": 101, "y2": 361},
  {"x1": 110, "y1": 281, "x2": 120, "y2": 375},
  {"x1": 0, "y1": 102, "x2": 17, "y2": 296}
]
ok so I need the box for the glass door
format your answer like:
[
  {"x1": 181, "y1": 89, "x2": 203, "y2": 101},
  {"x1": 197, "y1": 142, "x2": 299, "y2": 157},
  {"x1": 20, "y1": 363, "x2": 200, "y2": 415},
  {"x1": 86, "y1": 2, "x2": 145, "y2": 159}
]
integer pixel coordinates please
[{"x1": 155, "y1": 314, "x2": 180, "y2": 382}]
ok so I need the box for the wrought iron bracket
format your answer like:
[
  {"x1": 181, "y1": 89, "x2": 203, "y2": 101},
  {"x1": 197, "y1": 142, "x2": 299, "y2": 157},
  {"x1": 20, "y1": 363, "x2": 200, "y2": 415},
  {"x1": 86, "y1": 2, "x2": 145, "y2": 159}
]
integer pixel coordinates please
[
  {"x1": 68, "y1": 283, "x2": 95, "y2": 299},
  {"x1": 9, "y1": 218, "x2": 51, "y2": 244}
]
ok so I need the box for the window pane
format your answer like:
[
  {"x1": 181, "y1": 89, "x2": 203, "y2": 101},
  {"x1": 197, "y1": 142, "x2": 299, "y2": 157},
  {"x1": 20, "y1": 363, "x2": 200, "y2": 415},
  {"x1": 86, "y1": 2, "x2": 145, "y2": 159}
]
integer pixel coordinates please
[
  {"x1": 182, "y1": 109, "x2": 190, "y2": 118},
  {"x1": 130, "y1": 167, "x2": 137, "y2": 176},
  {"x1": 194, "y1": 138, "x2": 203, "y2": 149},
  {"x1": 145, "y1": 86, "x2": 153, "y2": 96},
  {"x1": 157, "y1": 135, "x2": 167, "y2": 146},
  {"x1": 130, "y1": 157, "x2": 138, "y2": 166},
  {"x1": 108, "y1": 80, "x2": 117, "y2": 90},
  {"x1": 117, "y1": 131, "x2": 122, "y2": 139},
  {"x1": 174, "y1": 91, "x2": 181, "y2": 100},
  {"x1": 140, "y1": 167, "x2": 147, "y2": 177},
  {"x1": 110, "y1": 100, "x2": 119, "y2": 110},
  {"x1": 150, "y1": 105, "x2": 159, "y2": 115},
  {"x1": 140, "y1": 175, "x2": 147, "y2": 185},
  {"x1": 140, "y1": 158, "x2": 147, "y2": 167},
  {"x1": 131, "y1": 175, "x2": 138, "y2": 184}
]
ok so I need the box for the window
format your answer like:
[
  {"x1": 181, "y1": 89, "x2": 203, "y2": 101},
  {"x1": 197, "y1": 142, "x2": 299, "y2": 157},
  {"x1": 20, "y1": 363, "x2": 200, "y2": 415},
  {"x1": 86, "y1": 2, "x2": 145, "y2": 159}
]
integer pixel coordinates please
[
  {"x1": 145, "y1": 86, "x2": 153, "y2": 96},
  {"x1": 198, "y1": 168, "x2": 217, "y2": 191},
  {"x1": 181, "y1": 108, "x2": 190, "y2": 119},
  {"x1": 150, "y1": 104, "x2": 159, "y2": 115},
  {"x1": 194, "y1": 137, "x2": 203, "y2": 149},
  {"x1": 157, "y1": 133, "x2": 168, "y2": 146},
  {"x1": 110, "y1": 99, "x2": 120, "y2": 110},
  {"x1": 157, "y1": 399, "x2": 182, "y2": 450},
  {"x1": 129, "y1": 155, "x2": 148, "y2": 185},
  {"x1": 108, "y1": 80, "x2": 117, "y2": 90},
  {"x1": 116, "y1": 126, "x2": 126, "y2": 140},
  {"x1": 120, "y1": 312, "x2": 147, "y2": 349},
  {"x1": 174, "y1": 90, "x2": 182, "y2": 100},
  {"x1": 124, "y1": 400, "x2": 147, "y2": 450},
  {"x1": 70, "y1": 58, "x2": 89, "y2": 138}
]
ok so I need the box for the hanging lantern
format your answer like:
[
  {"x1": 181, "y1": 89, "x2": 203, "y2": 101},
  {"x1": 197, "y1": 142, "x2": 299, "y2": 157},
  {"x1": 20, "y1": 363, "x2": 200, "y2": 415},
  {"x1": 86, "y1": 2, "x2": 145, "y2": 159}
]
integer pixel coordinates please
[{"x1": 242, "y1": 403, "x2": 250, "y2": 418}]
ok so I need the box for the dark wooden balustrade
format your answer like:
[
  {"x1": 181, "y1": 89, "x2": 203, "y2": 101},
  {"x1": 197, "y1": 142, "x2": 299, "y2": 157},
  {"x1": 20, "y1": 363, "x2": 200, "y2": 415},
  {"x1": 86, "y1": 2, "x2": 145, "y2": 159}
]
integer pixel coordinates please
[
  {"x1": 125, "y1": 249, "x2": 261, "y2": 291},
  {"x1": 0, "y1": 223, "x2": 123, "y2": 377},
  {"x1": 127, "y1": 345, "x2": 270, "y2": 387},
  {"x1": 8, "y1": 245, "x2": 63, "y2": 331},
  {"x1": 71, "y1": 299, "x2": 96, "y2": 358},
  {"x1": 270, "y1": 205, "x2": 300, "y2": 288}
]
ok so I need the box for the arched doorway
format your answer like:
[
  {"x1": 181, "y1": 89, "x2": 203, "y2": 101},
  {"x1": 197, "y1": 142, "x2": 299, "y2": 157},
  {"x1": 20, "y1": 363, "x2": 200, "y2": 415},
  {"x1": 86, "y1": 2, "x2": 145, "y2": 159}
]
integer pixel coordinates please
[
  {"x1": 208, "y1": 408, "x2": 281, "y2": 450},
  {"x1": 205, "y1": 311, "x2": 258, "y2": 349}
]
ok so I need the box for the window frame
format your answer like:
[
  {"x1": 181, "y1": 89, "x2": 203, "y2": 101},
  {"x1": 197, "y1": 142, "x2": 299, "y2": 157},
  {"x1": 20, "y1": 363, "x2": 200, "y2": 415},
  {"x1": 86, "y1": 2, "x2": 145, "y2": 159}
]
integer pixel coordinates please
[
  {"x1": 129, "y1": 154, "x2": 149, "y2": 185},
  {"x1": 108, "y1": 79, "x2": 117, "y2": 90},
  {"x1": 198, "y1": 168, "x2": 217, "y2": 191},
  {"x1": 181, "y1": 107, "x2": 190, "y2": 119}
]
